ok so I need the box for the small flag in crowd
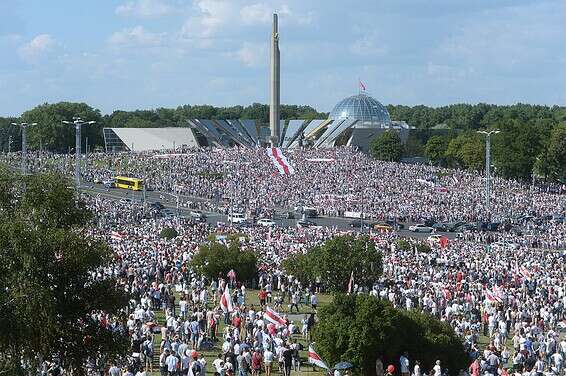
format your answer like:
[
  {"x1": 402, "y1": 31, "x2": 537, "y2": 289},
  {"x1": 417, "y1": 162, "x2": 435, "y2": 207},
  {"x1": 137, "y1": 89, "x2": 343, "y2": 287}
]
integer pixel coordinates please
[
  {"x1": 111, "y1": 231, "x2": 125, "y2": 240},
  {"x1": 220, "y1": 286, "x2": 234, "y2": 313},
  {"x1": 266, "y1": 147, "x2": 295, "y2": 175},
  {"x1": 264, "y1": 306, "x2": 286, "y2": 327},
  {"x1": 347, "y1": 271, "x2": 354, "y2": 295},
  {"x1": 308, "y1": 344, "x2": 329, "y2": 370}
]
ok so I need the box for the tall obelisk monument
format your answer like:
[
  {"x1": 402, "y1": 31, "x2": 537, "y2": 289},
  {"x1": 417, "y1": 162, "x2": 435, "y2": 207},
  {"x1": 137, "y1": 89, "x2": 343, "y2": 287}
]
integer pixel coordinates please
[{"x1": 269, "y1": 13, "x2": 280, "y2": 147}]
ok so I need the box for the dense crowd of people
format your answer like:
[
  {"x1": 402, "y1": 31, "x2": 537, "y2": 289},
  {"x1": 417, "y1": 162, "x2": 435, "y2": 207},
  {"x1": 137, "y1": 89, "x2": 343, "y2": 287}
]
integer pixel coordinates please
[{"x1": 3, "y1": 146, "x2": 564, "y2": 376}]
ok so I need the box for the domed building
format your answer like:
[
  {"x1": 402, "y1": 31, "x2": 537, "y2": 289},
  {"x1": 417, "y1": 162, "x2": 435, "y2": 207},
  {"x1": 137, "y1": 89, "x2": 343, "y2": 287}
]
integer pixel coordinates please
[
  {"x1": 277, "y1": 91, "x2": 411, "y2": 152},
  {"x1": 328, "y1": 93, "x2": 391, "y2": 127}
]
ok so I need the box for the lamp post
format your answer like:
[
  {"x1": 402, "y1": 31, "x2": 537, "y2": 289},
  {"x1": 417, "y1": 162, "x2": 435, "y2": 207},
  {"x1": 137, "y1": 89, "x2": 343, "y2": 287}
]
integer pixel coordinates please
[
  {"x1": 11, "y1": 122, "x2": 37, "y2": 175},
  {"x1": 62, "y1": 117, "x2": 96, "y2": 187},
  {"x1": 477, "y1": 130, "x2": 500, "y2": 216}
]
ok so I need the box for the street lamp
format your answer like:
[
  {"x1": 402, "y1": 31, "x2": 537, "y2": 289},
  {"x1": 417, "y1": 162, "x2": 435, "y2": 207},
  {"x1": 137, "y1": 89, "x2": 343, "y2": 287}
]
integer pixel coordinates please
[
  {"x1": 11, "y1": 122, "x2": 37, "y2": 175},
  {"x1": 62, "y1": 117, "x2": 96, "y2": 187},
  {"x1": 477, "y1": 130, "x2": 500, "y2": 216}
]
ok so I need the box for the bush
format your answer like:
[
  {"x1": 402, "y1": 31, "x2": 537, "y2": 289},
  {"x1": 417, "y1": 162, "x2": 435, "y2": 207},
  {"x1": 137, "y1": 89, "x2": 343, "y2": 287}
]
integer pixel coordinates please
[
  {"x1": 160, "y1": 227, "x2": 178, "y2": 239},
  {"x1": 282, "y1": 235, "x2": 382, "y2": 293},
  {"x1": 314, "y1": 295, "x2": 469, "y2": 375},
  {"x1": 416, "y1": 242, "x2": 432, "y2": 253},
  {"x1": 396, "y1": 239, "x2": 411, "y2": 252},
  {"x1": 192, "y1": 241, "x2": 257, "y2": 283}
]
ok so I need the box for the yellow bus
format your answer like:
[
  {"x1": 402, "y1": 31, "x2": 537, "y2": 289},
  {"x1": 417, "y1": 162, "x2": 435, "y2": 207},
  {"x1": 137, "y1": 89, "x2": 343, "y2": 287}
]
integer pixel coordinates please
[{"x1": 114, "y1": 176, "x2": 144, "y2": 191}]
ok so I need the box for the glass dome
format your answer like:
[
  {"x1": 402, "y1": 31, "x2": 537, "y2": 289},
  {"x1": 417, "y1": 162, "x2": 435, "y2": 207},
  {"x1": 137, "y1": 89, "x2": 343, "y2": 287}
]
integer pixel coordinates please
[{"x1": 328, "y1": 93, "x2": 391, "y2": 126}]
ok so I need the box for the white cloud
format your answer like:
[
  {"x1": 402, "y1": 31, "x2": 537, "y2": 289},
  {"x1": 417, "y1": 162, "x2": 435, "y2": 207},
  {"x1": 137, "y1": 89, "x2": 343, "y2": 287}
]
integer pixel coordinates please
[
  {"x1": 109, "y1": 26, "x2": 164, "y2": 46},
  {"x1": 233, "y1": 42, "x2": 266, "y2": 67},
  {"x1": 181, "y1": 0, "x2": 235, "y2": 39},
  {"x1": 18, "y1": 34, "x2": 56, "y2": 61},
  {"x1": 115, "y1": 0, "x2": 173, "y2": 18},
  {"x1": 240, "y1": 3, "x2": 272, "y2": 25}
]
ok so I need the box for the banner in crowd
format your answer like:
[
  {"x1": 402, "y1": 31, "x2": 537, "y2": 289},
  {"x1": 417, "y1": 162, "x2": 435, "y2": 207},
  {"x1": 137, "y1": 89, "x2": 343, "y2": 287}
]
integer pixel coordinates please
[
  {"x1": 266, "y1": 147, "x2": 295, "y2": 175},
  {"x1": 308, "y1": 344, "x2": 329, "y2": 369},
  {"x1": 220, "y1": 286, "x2": 234, "y2": 313},
  {"x1": 264, "y1": 306, "x2": 286, "y2": 327}
]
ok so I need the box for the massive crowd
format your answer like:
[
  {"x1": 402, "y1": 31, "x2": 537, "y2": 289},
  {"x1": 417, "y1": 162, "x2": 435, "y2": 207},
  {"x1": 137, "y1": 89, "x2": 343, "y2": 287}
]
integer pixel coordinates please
[{"x1": 3, "y1": 146, "x2": 564, "y2": 376}]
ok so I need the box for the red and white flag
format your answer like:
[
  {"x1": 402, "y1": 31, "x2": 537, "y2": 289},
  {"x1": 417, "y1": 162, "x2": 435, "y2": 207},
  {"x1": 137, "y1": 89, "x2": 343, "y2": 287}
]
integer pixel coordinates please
[
  {"x1": 266, "y1": 147, "x2": 295, "y2": 175},
  {"x1": 484, "y1": 288, "x2": 501, "y2": 304},
  {"x1": 520, "y1": 267, "x2": 532, "y2": 280},
  {"x1": 220, "y1": 286, "x2": 234, "y2": 313},
  {"x1": 347, "y1": 271, "x2": 354, "y2": 295},
  {"x1": 308, "y1": 344, "x2": 328, "y2": 370},
  {"x1": 264, "y1": 306, "x2": 286, "y2": 327},
  {"x1": 111, "y1": 231, "x2": 125, "y2": 240},
  {"x1": 359, "y1": 80, "x2": 366, "y2": 91}
]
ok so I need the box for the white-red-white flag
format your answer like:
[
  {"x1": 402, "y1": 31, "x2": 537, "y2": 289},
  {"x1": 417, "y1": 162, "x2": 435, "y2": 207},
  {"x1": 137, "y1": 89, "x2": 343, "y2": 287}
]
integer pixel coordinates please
[
  {"x1": 308, "y1": 344, "x2": 328, "y2": 369},
  {"x1": 347, "y1": 271, "x2": 354, "y2": 294},
  {"x1": 111, "y1": 231, "x2": 124, "y2": 240},
  {"x1": 264, "y1": 306, "x2": 286, "y2": 327},
  {"x1": 266, "y1": 147, "x2": 295, "y2": 175},
  {"x1": 220, "y1": 285, "x2": 234, "y2": 313},
  {"x1": 484, "y1": 288, "x2": 501, "y2": 304},
  {"x1": 359, "y1": 80, "x2": 366, "y2": 91}
]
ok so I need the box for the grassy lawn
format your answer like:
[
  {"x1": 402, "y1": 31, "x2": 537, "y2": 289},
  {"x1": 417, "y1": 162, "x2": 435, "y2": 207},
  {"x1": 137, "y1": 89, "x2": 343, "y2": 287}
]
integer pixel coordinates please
[{"x1": 146, "y1": 289, "x2": 332, "y2": 376}]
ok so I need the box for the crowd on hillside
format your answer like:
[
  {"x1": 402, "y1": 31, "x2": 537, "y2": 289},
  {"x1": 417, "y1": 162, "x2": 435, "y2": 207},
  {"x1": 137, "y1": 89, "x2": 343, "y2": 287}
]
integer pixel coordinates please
[
  {"x1": 3, "y1": 146, "x2": 564, "y2": 376},
  {"x1": 67, "y1": 192, "x2": 566, "y2": 376},
  {"x1": 1, "y1": 147, "x2": 564, "y2": 227}
]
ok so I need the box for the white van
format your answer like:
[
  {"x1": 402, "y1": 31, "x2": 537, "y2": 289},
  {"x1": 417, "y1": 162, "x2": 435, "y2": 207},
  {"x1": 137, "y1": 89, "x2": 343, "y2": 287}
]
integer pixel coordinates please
[{"x1": 227, "y1": 213, "x2": 246, "y2": 224}]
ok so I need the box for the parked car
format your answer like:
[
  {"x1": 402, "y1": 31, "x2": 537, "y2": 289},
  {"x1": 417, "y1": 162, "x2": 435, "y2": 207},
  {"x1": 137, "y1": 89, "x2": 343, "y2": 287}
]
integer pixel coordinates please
[
  {"x1": 227, "y1": 213, "x2": 246, "y2": 224},
  {"x1": 432, "y1": 222, "x2": 448, "y2": 232},
  {"x1": 373, "y1": 223, "x2": 394, "y2": 232},
  {"x1": 454, "y1": 223, "x2": 476, "y2": 232},
  {"x1": 190, "y1": 210, "x2": 207, "y2": 222},
  {"x1": 297, "y1": 219, "x2": 316, "y2": 228},
  {"x1": 150, "y1": 201, "x2": 164, "y2": 210},
  {"x1": 257, "y1": 218, "x2": 276, "y2": 227},
  {"x1": 349, "y1": 220, "x2": 371, "y2": 229},
  {"x1": 408, "y1": 224, "x2": 434, "y2": 233}
]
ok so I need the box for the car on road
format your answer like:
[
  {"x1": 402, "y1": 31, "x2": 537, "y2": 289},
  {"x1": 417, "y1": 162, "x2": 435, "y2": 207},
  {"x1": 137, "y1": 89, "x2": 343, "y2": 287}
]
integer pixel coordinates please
[
  {"x1": 235, "y1": 219, "x2": 254, "y2": 228},
  {"x1": 454, "y1": 223, "x2": 477, "y2": 232},
  {"x1": 297, "y1": 219, "x2": 316, "y2": 228},
  {"x1": 432, "y1": 222, "x2": 448, "y2": 232},
  {"x1": 151, "y1": 201, "x2": 165, "y2": 210},
  {"x1": 384, "y1": 219, "x2": 404, "y2": 230},
  {"x1": 491, "y1": 241, "x2": 519, "y2": 250},
  {"x1": 257, "y1": 218, "x2": 276, "y2": 227},
  {"x1": 349, "y1": 220, "x2": 371, "y2": 229},
  {"x1": 227, "y1": 212, "x2": 246, "y2": 224},
  {"x1": 373, "y1": 223, "x2": 394, "y2": 232},
  {"x1": 190, "y1": 210, "x2": 207, "y2": 222},
  {"x1": 162, "y1": 209, "x2": 175, "y2": 218},
  {"x1": 408, "y1": 224, "x2": 434, "y2": 233}
]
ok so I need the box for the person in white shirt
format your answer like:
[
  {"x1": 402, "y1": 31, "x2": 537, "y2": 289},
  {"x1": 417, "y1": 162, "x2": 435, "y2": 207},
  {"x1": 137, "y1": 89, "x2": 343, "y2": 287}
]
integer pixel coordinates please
[
  {"x1": 432, "y1": 360, "x2": 441, "y2": 376},
  {"x1": 166, "y1": 352, "x2": 179, "y2": 375},
  {"x1": 413, "y1": 360, "x2": 421, "y2": 376}
]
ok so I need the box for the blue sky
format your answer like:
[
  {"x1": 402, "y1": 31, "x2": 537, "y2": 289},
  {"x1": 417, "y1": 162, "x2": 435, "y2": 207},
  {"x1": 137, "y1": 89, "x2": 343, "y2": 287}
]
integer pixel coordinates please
[{"x1": 1, "y1": 0, "x2": 565, "y2": 116}]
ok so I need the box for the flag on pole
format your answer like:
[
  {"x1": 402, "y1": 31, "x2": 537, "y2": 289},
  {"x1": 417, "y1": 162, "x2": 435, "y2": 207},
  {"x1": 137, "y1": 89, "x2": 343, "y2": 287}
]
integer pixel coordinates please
[
  {"x1": 308, "y1": 344, "x2": 329, "y2": 370},
  {"x1": 266, "y1": 147, "x2": 295, "y2": 175},
  {"x1": 220, "y1": 285, "x2": 234, "y2": 313},
  {"x1": 347, "y1": 271, "x2": 354, "y2": 295},
  {"x1": 264, "y1": 306, "x2": 287, "y2": 327},
  {"x1": 359, "y1": 80, "x2": 366, "y2": 91}
]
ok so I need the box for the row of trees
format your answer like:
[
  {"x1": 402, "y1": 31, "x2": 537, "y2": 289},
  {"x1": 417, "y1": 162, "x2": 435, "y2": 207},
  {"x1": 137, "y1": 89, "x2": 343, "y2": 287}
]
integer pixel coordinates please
[
  {"x1": 0, "y1": 102, "x2": 327, "y2": 152},
  {"x1": 370, "y1": 123, "x2": 566, "y2": 181}
]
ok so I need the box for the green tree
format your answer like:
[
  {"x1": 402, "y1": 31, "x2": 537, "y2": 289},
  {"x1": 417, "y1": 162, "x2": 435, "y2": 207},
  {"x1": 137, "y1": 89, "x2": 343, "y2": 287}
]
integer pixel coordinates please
[
  {"x1": 283, "y1": 235, "x2": 382, "y2": 293},
  {"x1": 425, "y1": 136, "x2": 449, "y2": 165},
  {"x1": 0, "y1": 169, "x2": 129, "y2": 375},
  {"x1": 546, "y1": 123, "x2": 566, "y2": 182},
  {"x1": 21, "y1": 102, "x2": 104, "y2": 151},
  {"x1": 192, "y1": 239, "x2": 257, "y2": 283},
  {"x1": 445, "y1": 133, "x2": 484, "y2": 170},
  {"x1": 370, "y1": 130, "x2": 403, "y2": 162},
  {"x1": 313, "y1": 295, "x2": 468, "y2": 375},
  {"x1": 160, "y1": 227, "x2": 179, "y2": 239}
]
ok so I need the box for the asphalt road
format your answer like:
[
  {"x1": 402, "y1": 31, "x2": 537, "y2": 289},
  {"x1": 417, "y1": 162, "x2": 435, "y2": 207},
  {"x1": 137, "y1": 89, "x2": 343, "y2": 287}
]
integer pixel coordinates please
[{"x1": 81, "y1": 183, "x2": 457, "y2": 240}]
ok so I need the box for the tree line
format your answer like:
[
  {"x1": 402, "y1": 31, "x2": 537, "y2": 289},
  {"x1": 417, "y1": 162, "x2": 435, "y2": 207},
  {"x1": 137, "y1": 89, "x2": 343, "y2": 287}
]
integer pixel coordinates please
[{"x1": 1, "y1": 101, "x2": 564, "y2": 182}]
